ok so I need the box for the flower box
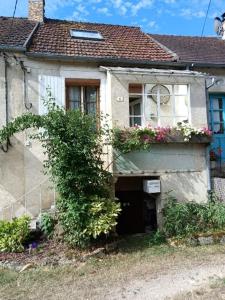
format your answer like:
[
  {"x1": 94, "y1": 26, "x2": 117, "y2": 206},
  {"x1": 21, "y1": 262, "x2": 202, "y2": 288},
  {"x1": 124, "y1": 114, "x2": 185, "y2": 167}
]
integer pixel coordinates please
[{"x1": 112, "y1": 123, "x2": 212, "y2": 153}]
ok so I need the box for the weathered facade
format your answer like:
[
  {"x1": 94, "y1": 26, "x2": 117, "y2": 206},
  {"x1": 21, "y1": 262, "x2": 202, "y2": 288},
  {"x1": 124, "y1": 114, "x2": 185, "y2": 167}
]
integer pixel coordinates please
[
  {"x1": 0, "y1": 0, "x2": 221, "y2": 233},
  {"x1": 0, "y1": 56, "x2": 210, "y2": 230},
  {"x1": 151, "y1": 34, "x2": 225, "y2": 172}
]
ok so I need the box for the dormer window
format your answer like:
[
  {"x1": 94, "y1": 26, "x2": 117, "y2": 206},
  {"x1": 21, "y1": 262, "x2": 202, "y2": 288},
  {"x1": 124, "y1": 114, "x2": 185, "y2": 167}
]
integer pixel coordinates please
[{"x1": 70, "y1": 29, "x2": 103, "y2": 40}]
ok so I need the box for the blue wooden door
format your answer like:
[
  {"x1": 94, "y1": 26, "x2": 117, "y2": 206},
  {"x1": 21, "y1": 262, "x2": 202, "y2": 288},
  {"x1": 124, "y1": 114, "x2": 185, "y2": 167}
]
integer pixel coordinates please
[{"x1": 209, "y1": 94, "x2": 225, "y2": 163}]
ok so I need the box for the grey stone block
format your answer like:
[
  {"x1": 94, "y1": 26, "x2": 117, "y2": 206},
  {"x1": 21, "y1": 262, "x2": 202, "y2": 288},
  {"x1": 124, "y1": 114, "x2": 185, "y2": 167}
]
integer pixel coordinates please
[
  {"x1": 198, "y1": 236, "x2": 214, "y2": 245},
  {"x1": 220, "y1": 236, "x2": 225, "y2": 244}
]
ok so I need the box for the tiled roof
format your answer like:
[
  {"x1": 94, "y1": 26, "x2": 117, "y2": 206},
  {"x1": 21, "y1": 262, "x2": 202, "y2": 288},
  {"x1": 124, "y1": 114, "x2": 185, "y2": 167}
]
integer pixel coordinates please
[
  {"x1": 0, "y1": 17, "x2": 37, "y2": 49},
  {"x1": 150, "y1": 34, "x2": 225, "y2": 65},
  {"x1": 28, "y1": 18, "x2": 175, "y2": 62}
]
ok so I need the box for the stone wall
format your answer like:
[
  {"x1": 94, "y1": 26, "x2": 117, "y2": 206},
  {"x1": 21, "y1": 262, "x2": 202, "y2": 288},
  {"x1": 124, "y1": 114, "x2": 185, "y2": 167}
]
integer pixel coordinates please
[
  {"x1": 212, "y1": 177, "x2": 225, "y2": 202},
  {"x1": 28, "y1": 0, "x2": 45, "y2": 22}
]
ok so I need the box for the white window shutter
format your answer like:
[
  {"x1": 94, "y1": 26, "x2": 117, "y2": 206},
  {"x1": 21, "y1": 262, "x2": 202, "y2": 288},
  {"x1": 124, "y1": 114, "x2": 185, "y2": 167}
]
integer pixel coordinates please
[{"x1": 39, "y1": 75, "x2": 65, "y2": 115}]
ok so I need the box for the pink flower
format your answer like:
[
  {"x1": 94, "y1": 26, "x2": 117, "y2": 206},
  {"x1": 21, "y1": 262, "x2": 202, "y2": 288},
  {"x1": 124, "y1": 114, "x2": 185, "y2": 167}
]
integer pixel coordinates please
[
  {"x1": 201, "y1": 127, "x2": 212, "y2": 136},
  {"x1": 142, "y1": 134, "x2": 151, "y2": 142}
]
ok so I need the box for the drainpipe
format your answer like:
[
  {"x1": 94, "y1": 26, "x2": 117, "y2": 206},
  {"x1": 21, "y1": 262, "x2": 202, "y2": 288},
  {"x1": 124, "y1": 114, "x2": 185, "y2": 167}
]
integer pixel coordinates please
[
  {"x1": 205, "y1": 77, "x2": 216, "y2": 192},
  {"x1": 1, "y1": 53, "x2": 11, "y2": 152},
  {"x1": 100, "y1": 66, "x2": 113, "y2": 172},
  {"x1": 20, "y1": 60, "x2": 32, "y2": 110}
]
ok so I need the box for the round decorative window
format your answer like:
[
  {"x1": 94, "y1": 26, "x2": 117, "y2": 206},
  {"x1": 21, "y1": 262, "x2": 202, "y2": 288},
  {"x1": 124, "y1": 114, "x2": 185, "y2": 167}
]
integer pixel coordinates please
[{"x1": 150, "y1": 84, "x2": 171, "y2": 104}]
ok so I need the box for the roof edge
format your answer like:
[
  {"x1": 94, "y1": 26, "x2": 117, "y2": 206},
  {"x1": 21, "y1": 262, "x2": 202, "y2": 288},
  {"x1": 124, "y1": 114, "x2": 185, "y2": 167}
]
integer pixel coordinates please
[
  {"x1": 147, "y1": 34, "x2": 179, "y2": 61},
  {"x1": 150, "y1": 33, "x2": 220, "y2": 39},
  {"x1": 44, "y1": 17, "x2": 140, "y2": 29},
  {"x1": 27, "y1": 52, "x2": 225, "y2": 67},
  {"x1": 100, "y1": 66, "x2": 206, "y2": 77},
  {"x1": 0, "y1": 45, "x2": 26, "y2": 52},
  {"x1": 181, "y1": 61, "x2": 225, "y2": 68},
  {"x1": 23, "y1": 22, "x2": 40, "y2": 49},
  {"x1": 26, "y1": 52, "x2": 178, "y2": 66}
]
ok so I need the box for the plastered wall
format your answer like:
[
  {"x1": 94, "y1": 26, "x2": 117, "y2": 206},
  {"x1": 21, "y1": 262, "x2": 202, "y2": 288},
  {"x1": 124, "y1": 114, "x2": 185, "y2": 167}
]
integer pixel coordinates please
[
  {"x1": 110, "y1": 71, "x2": 208, "y2": 128},
  {"x1": 114, "y1": 143, "x2": 209, "y2": 204},
  {"x1": 111, "y1": 71, "x2": 209, "y2": 215},
  {"x1": 0, "y1": 55, "x2": 107, "y2": 219},
  {"x1": 0, "y1": 57, "x2": 211, "y2": 220}
]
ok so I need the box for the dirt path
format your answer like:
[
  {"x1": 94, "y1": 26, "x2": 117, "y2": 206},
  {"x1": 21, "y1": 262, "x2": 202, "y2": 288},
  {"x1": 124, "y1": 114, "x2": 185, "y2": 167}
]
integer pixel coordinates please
[
  {"x1": 2, "y1": 243, "x2": 225, "y2": 300},
  {"x1": 107, "y1": 262, "x2": 225, "y2": 300}
]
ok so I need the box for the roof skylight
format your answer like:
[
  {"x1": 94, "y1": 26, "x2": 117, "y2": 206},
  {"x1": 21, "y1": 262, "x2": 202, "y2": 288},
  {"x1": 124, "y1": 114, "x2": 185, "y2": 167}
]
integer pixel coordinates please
[{"x1": 70, "y1": 29, "x2": 103, "y2": 40}]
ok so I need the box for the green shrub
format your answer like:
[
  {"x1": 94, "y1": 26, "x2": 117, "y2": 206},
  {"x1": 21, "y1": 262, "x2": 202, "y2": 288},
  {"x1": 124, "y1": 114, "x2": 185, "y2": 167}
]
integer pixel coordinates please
[
  {"x1": 0, "y1": 216, "x2": 31, "y2": 253},
  {"x1": 163, "y1": 196, "x2": 225, "y2": 238},
  {"x1": 0, "y1": 95, "x2": 121, "y2": 248},
  {"x1": 149, "y1": 230, "x2": 166, "y2": 246},
  {"x1": 58, "y1": 195, "x2": 121, "y2": 247},
  {"x1": 40, "y1": 213, "x2": 56, "y2": 238}
]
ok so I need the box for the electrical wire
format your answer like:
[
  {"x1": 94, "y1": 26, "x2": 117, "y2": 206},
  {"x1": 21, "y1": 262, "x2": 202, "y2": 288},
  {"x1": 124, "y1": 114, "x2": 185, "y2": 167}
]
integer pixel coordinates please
[
  {"x1": 8, "y1": 0, "x2": 19, "y2": 39},
  {"x1": 12, "y1": 0, "x2": 19, "y2": 19},
  {"x1": 200, "y1": 0, "x2": 212, "y2": 38},
  {"x1": 194, "y1": 0, "x2": 212, "y2": 63}
]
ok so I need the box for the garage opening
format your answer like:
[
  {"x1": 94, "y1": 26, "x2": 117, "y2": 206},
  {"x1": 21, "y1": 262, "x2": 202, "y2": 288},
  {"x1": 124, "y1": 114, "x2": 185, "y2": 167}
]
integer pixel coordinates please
[{"x1": 115, "y1": 176, "x2": 159, "y2": 235}]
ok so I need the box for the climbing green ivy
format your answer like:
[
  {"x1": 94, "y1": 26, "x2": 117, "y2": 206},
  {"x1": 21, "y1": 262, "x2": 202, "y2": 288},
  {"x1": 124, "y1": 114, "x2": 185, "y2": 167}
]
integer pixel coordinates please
[{"x1": 0, "y1": 99, "x2": 120, "y2": 248}]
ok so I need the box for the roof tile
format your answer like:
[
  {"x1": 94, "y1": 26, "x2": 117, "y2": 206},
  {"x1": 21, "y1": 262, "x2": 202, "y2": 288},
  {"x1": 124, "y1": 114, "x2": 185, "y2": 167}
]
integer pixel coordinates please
[
  {"x1": 28, "y1": 18, "x2": 174, "y2": 62},
  {"x1": 0, "y1": 17, "x2": 37, "y2": 49},
  {"x1": 150, "y1": 34, "x2": 225, "y2": 64}
]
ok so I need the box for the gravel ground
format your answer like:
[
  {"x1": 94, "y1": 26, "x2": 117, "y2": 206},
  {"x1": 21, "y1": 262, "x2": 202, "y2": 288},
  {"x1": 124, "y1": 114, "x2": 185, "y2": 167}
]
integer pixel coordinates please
[
  {"x1": 1, "y1": 238, "x2": 225, "y2": 300},
  {"x1": 108, "y1": 260, "x2": 225, "y2": 300}
]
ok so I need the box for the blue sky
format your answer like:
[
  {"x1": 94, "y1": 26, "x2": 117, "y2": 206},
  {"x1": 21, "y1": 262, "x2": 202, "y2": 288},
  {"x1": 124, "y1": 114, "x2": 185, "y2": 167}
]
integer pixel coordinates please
[{"x1": 1, "y1": 0, "x2": 225, "y2": 36}]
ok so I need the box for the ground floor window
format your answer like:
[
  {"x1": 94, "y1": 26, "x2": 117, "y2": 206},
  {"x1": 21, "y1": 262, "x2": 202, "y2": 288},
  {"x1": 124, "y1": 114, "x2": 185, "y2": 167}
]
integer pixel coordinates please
[
  {"x1": 129, "y1": 83, "x2": 189, "y2": 127},
  {"x1": 209, "y1": 95, "x2": 225, "y2": 134}
]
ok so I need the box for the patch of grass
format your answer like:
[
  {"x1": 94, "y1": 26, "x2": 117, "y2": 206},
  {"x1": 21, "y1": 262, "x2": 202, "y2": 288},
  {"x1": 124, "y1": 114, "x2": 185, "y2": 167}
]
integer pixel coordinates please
[
  {"x1": 209, "y1": 277, "x2": 225, "y2": 289},
  {"x1": 117, "y1": 234, "x2": 173, "y2": 257},
  {"x1": 1, "y1": 237, "x2": 225, "y2": 300},
  {"x1": 118, "y1": 234, "x2": 151, "y2": 252},
  {"x1": 175, "y1": 277, "x2": 225, "y2": 300},
  {"x1": 0, "y1": 269, "x2": 18, "y2": 285}
]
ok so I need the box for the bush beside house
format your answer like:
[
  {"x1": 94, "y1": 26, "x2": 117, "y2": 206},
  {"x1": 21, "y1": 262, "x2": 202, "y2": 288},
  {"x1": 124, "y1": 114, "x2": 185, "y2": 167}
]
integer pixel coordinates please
[{"x1": 0, "y1": 99, "x2": 121, "y2": 248}]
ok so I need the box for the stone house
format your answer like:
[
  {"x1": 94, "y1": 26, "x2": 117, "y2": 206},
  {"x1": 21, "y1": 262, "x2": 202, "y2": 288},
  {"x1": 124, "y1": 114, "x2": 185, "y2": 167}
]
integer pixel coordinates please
[
  {"x1": 0, "y1": 0, "x2": 219, "y2": 233},
  {"x1": 150, "y1": 34, "x2": 225, "y2": 165}
]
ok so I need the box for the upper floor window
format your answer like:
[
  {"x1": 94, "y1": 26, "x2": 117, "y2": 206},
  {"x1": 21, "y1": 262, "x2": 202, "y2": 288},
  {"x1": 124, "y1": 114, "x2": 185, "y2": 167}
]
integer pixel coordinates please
[
  {"x1": 129, "y1": 83, "x2": 189, "y2": 127},
  {"x1": 66, "y1": 79, "x2": 100, "y2": 114},
  {"x1": 70, "y1": 29, "x2": 103, "y2": 40},
  {"x1": 129, "y1": 84, "x2": 142, "y2": 127}
]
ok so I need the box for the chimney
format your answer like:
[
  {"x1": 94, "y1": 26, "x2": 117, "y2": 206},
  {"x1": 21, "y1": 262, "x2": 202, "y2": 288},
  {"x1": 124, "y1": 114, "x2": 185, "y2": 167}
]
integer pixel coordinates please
[{"x1": 28, "y1": 0, "x2": 45, "y2": 22}]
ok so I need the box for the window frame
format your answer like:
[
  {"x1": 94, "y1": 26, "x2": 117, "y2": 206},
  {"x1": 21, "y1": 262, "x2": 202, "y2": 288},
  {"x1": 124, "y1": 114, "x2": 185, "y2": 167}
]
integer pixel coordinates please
[
  {"x1": 129, "y1": 83, "x2": 190, "y2": 127},
  {"x1": 129, "y1": 98, "x2": 143, "y2": 127},
  {"x1": 65, "y1": 79, "x2": 100, "y2": 115},
  {"x1": 70, "y1": 29, "x2": 104, "y2": 41},
  {"x1": 209, "y1": 94, "x2": 225, "y2": 135}
]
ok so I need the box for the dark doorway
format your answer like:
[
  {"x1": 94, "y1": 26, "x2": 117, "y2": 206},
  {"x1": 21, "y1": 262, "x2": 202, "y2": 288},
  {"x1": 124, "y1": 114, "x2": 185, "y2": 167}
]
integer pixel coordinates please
[
  {"x1": 115, "y1": 177, "x2": 158, "y2": 235},
  {"x1": 116, "y1": 191, "x2": 144, "y2": 234},
  {"x1": 143, "y1": 194, "x2": 157, "y2": 233}
]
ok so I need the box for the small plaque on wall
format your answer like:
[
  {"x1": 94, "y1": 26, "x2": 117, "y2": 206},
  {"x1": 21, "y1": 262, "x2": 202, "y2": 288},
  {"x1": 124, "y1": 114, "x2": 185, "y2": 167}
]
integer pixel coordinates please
[{"x1": 116, "y1": 96, "x2": 124, "y2": 102}]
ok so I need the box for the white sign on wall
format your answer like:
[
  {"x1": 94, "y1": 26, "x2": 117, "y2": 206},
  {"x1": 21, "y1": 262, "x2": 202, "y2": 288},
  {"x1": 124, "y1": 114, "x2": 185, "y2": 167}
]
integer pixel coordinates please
[
  {"x1": 143, "y1": 180, "x2": 161, "y2": 194},
  {"x1": 116, "y1": 96, "x2": 124, "y2": 102}
]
